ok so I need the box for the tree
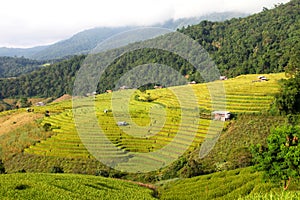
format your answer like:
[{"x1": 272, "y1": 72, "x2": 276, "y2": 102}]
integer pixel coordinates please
[
  {"x1": 251, "y1": 125, "x2": 300, "y2": 190},
  {"x1": 20, "y1": 97, "x2": 31, "y2": 108},
  {"x1": 285, "y1": 44, "x2": 300, "y2": 78},
  {"x1": 50, "y1": 166, "x2": 64, "y2": 173},
  {"x1": 274, "y1": 75, "x2": 300, "y2": 114},
  {"x1": 274, "y1": 44, "x2": 300, "y2": 115}
]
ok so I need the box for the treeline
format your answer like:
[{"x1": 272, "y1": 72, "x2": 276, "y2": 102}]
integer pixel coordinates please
[
  {"x1": 0, "y1": 0, "x2": 299, "y2": 99},
  {"x1": 0, "y1": 56, "x2": 45, "y2": 78},
  {"x1": 0, "y1": 55, "x2": 85, "y2": 98},
  {"x1": 97, "y1": 48, "x2": 199, "y2": 93},
  {"x1": 179, "y1": 0, "x2": 300, "y2": 77},
  {"x1": 0, "y1": 48, "x2": 198, "y2": 99}
]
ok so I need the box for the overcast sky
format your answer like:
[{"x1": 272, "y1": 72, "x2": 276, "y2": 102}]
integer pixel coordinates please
[{"x1": 0, "y1": 0, "x2": 290, "y2": 48}]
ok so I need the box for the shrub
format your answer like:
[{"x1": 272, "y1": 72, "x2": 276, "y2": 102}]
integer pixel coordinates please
[
  {"x1": 95, "y1": 170, "x2": 109, "y2": 177},
  {"x1": 0, "y1": 160, "x2": 5, "y2": 174},
  {"x1": 50, "y1": 166, "x2": 64, "y2": 173},
  {"x1": 43, "y1": 123, "x2": 52, "y2": 131}
]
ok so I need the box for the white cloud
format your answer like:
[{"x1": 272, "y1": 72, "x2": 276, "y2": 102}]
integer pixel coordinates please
[{"x1": 0, "y1": 0, "x2": 290, "y2": 48}]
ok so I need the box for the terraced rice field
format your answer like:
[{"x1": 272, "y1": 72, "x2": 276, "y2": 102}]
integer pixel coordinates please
[
  {"x1": 25, "y1": 73, "x2": 285, "y2": 170},
  {"x1": 157, "y1": 167, "x2": 300, "y2": 200},
  {"x1": 0, "y1": 173, "x2": 155, "y2": 200}
]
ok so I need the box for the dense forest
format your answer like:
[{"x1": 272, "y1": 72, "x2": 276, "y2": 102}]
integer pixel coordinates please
[
  {"x1": 0, "y1": 55, "x2": 85, "y2": 98},
  {"x1": 0, "y1": 0, "x2": 299, "y2": 99},
  {"x1": 0, "y1": 56, "x2": 45, "y2": 78},
  {"x1": 179, "y1": 0, "x2": 300, "y2": 77}
]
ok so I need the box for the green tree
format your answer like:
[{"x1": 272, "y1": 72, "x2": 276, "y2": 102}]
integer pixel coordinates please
[
  {"x1": 251, "y1": 125, "x2": 300, "y2": 190},
  {"x1": 285, "y1": 44, "x2": 300, "y2": 78},
  {"x1": 274, "y1": 75, "x2": 300, "y2": 114},
  {"x1": 20, "y1": 97, "x2": 31, "y2": 108},
  {"x1": 274, "y1": 43, "x2": 300, "y2": 114}
]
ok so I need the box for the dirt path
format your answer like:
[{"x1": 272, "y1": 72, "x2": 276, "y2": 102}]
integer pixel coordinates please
[{"x1": 0, "y1": 112, "x2": 43, "y2": 135}]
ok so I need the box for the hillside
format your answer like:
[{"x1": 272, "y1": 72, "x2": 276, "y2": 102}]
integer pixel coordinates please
[
  {"x1": 0, "y1": 173, "x2": 155, "y2": 200},
  {"x1": 0, "y1": 72, "x2": 293, "y2": 199},
  {"x1": 0, "y1": 55, "x2": 85, "y2": 99},
  {"x1": 179, "y1": 0, "x2": 300, "y2": 77},
  {"x1": 0, "y1": 46, "x2": 46, "y2": 58},
  {"x1": 0, "y1": 12, "x2": 247, "y2": 60},
  {"x1": 0, "y1": 167, "x2": 299, "y2": 200},
  {"x1": 0, "y1": 56, "x2": 45, "y2": 78},
  {"x1": 158, "y1": 167, "x2": 300, "y2": 200},
  {"x1": 31, "y1": 27, "x2": 134, "y2": 60},
  {"x1": 0, "y1": 0, "x2": 297, "y2": 100},
  {"x1": 0, "y1": 73, "x2": 284, "y2": 174}
]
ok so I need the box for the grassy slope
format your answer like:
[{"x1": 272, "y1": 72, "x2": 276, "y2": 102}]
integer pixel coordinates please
[
  {"x1": 158, "y1": 167, "x2": 300, "y2": 200},
  {"x1": 199, "y1": 113, "x2": 286, "y2": 173},
  {"x1": 0, "y1": 173, "x2": 156, "y2": 200},
  {"x1": 0, "y1": 73, "x2": 285, "y2": 175},
  {"x1": 0, "y1": 73, "x2": 298, "y2": 199},
  {"x1": 0, "y1": 167, "x2": 299, "y2": 200}
]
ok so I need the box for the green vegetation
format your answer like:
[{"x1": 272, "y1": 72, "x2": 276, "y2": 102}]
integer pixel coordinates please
[
  {"x1": 274, "y1": 46, "x2": 300, "y2": 115},
  {"x1": 0, "y1": 173, "x2": 156, "y2": 200},
  {"x1": 0, "y1": 72, "x2": 295, "y2": 199},
  {"x1": 240, "y1": 191, "x2": 300, "y2": 200},
  {"x1": 0, "y1": 12, "x2": 245, "y2": 60},
  {"x1": 0, "y1": 1, "x2": 299, "y2": 198},
  {"x1": 0, "y1": 0, "x2": 298, "y2": 99},
  {"x1": 31, "y1": 27, "x2": 134, "y2": 60},
  {"x1": 179, "y1": 0, "x2": 300, "y2": 77},
  {"x1": 200, "y1": 113, "x2": 286, "y2": 173},
  {"x1": 157, "y1": 167, "x2": 300, "y2": 200},
  {"x1": 14, "y1": 73, "x2": 281, "y2": 175},
  {"x1": 0, "y1": 56, "x2": 44, "y2": 78},
  {"x1": 0, "y1": 55, "x2": 85, "y2": 98},
  {"x1": 251, "y1": 125, "x2": 300, "y2": 190}
]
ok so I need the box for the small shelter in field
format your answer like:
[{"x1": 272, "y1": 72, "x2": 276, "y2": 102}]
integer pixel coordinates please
[
  {"x1": 258, "y1": 76, "x2": 267, "y2": 81},
  {"x1": 119, "y1": 85, "x2": 129, "y2": 90},
  {"x1": 188, "y1": 81, "x2": 196, "y2": 84},
  {"x1": 36, "y1": 102, "x2": 45, "y2": 106},
  {"x1": 220, "y1": 76, "x2": 227, "y2": 80},
  {"x1": 212, "y1": 111, "x2": 231, "y2": 121},
  {"x1": 154, "y1": 85, "x2": 163, "y2": 89},
  {"x1": 117, "y1": 121, "x2": 128, "y2": 126}
]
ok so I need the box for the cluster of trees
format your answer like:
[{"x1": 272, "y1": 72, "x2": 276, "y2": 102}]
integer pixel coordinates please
[
  {"x1": 0, "y1": 56, "x2": 44, "y2": 78},
  {"x1": 251, "y1": 125, "x2": 300, "y2": 190},
  {"x1": 0, "y1": 49, "x2": 200, "y2": 99},
  {"x1": 0, "y1": 55, "x2": 85, "y2": 98},
  {"x1": 179, "y1": 0, "x2": 300, "y2": 77},
  {"x1": 274, "y1": 44, "x2": 300, "y2": 115},
  {"x1": 251, "y1": 22, "x2": 300, "y2": 191},
  {"x1": 97, "y1": 48, "x2": 199, "y2": 93},
  {"x1": 0, "y1": 0, "x2": 298, "y2": 99}
]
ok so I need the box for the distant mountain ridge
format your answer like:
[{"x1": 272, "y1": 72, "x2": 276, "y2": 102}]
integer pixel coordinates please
[
  {"x1": 0, "y1": 46, "x2": 47, "y2": 58},
  {"x1": 0, "y1": 0, "x2": 298, "y2": 99},
  {"x1": 0, "y1": 12, "x2": 247, "y2": 60}
]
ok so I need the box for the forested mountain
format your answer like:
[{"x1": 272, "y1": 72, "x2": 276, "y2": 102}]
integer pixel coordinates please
[
  {"x1": 179, "y1": 0, "x2": 300, "y2": 77},
  {"x1": 31, "y1": 27, "x2": 134, "y2": 60},
  {"x1": 0, "y1": 0, "x2": 298, "y2": 99},
  {"x1": 0, "y1": 12, "x2": 247, "y2": 60},
  {"x1": 0, "y1": 55, "x2": 85, "y2": 98},
  {"x1": 0, "y1": 57, "x2": 45, "y2": 78},
  {"x1": 161, "y1": 12, "x2": 247, "y2": 30}
]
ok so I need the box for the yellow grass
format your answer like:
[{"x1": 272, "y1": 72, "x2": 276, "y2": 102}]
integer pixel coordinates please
[{"x1": 0, "y1": 112, "x2": 43, "y2": 135}]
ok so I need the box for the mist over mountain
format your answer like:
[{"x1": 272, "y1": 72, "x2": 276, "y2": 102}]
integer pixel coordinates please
[
  {"x1": 0, "y1": 12, "x2": 247, "y2": 60},
  {"x1": 0, "y1": 46, "x2": 47, "y2": 58},
  {"x1": 0, "y1": 0, "x2": 298, "y2": 99}
]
